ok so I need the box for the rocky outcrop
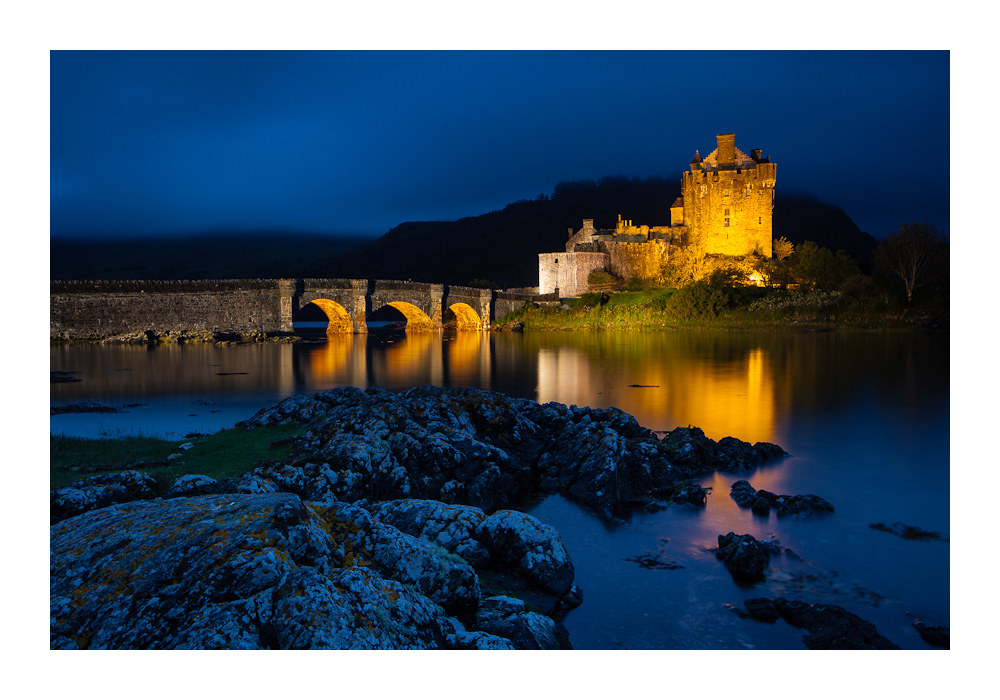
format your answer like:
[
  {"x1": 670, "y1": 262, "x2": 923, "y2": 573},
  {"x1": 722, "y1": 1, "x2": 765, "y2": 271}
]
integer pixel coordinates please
[
  {"x1": 238, "y1": 386, "x2": 786, "y2": 519},
  {"x1": 715, "y1": 532, "x2": 771, "y2": 582},
  {"x1": 50, "y1": 387, "x2": 790, "y2": 649},
  {"x1": 729, "y1": 480, "x2": 834, "y2": 516},
  {"x1": 50, "y1": 491, "x2": 575, "y2": 650},
  {"x1": 731, "y1": 597, "x2": 900, "y2": 649}
]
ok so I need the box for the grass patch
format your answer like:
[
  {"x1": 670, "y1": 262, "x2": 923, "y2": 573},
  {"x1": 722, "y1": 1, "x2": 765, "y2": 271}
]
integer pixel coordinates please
[{"x1": 50, "y1": 422, "x2": 305, "y2": 492}]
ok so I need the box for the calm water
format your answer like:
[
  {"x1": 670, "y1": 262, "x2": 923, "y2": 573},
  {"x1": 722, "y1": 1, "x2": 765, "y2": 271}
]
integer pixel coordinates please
[{"x1": 50, "y1": 330, "x2": 950, "y2": 649}]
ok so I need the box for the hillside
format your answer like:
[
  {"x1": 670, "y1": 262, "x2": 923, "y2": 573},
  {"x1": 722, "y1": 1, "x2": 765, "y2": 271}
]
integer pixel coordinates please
[{"x1": 50, "y1": 178, "x2": 878, "y2": 286}]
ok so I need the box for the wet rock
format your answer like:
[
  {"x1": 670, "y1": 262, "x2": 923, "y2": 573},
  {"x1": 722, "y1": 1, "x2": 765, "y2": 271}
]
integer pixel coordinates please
[
  {"x1": 50, "y1": 470, "x2": 158, "y2": 525},
  {"x1": 772, "y1": 598, "x2": 900, "y2": 649},
  {"x1": 730, "y1": 479, "x2": 758, "y2": 507},
  {"x1": 743, "y1": 597, "x2": 780, "y2": 622},
  {"x1": 730, "y1": 597, "x2": 900, "y2": 649},
  {"x1": 912, "y1": 619, "x2": 950, "y2": 649},
  {"x1": 729, "y1": 480, "x2": 834, "y2": 516},
  {"x1": 870, "y1": 522, "x2": 948, "y2": 542},
  {"x1": 716, "y1": 532, "x2": 771, "y2": 582}
]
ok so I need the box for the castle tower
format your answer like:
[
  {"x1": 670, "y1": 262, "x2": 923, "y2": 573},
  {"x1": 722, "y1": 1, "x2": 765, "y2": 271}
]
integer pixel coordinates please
[{"x1": 676, "y1": 133, "x2": 775, "y2": 257}]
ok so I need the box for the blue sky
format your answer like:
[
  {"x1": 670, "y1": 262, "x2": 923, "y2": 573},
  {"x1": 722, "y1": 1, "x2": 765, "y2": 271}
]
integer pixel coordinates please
[{"x1": 49, "y1": 50, "x2": 949, "y2": 241}]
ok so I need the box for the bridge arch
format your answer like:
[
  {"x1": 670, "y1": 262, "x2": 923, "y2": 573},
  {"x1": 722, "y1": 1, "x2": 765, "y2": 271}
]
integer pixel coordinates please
[
  {"x1": 373, "y1": 301, "x2": 436, "y2": 332},
  {"x1": 303, "y1": 299, "x2": 353, "y2": 334},
  {"x1": 446, "y1": 302, "x2": 482, "y2": 331}
]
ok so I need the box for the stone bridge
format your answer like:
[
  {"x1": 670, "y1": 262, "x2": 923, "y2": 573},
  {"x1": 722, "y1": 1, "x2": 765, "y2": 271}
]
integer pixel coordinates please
[{"x1": 50, "y1": 278, "x2": 550, "y2": 340}]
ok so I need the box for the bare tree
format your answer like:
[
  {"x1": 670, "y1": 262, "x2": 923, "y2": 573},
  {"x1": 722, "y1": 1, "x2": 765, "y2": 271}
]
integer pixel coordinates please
[{"x1": 874, "y1": 223, "x2": 949, "y2": 304}]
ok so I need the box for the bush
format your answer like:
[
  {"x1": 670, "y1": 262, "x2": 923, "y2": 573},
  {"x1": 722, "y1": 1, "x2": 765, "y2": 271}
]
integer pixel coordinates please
[
  {"x1": 587, "y1": 268, "x2": 619, "y2": 288},
  {"x1": 662, "y1": 281, "x2": 730, "y2": 320}
]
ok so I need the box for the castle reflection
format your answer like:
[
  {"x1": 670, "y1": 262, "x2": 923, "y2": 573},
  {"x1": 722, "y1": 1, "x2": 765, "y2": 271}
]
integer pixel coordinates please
[
  {"x1": 297, "y1": 331, "x2": 775, "y2": 443},
  {"x1": 535, "y1": 338, "x2": 775, "y2": 443}
]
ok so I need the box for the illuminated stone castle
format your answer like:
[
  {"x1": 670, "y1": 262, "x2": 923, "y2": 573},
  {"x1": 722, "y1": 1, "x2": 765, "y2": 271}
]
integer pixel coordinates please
[{"x1": 539, "y1": 133, "x2": 775, "y2": 296}]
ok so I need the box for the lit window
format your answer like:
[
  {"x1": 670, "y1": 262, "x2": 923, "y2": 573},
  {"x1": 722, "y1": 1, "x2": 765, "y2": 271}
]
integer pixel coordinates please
[{"x1": 723, "y1": 189, "x2": 730, "y2": 197}]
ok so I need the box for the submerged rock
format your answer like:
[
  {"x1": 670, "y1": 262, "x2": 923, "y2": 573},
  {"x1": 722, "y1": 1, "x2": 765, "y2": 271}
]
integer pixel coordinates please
[
  {"x1": 729, "y1": 480, "x2": 834, "y2": 516},
  {"x1": 730, "y1": 597, "x2": 900, "y2": 649}
]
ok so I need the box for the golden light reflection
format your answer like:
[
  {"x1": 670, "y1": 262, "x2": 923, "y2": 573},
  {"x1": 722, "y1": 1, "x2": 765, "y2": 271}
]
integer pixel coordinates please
[
  {"x1": 306, "y1": 333, "x2": 358, "y2": 383},
  {"x1": 534, "y1": 336, "x2": 776, "y2": 443},
  {"x1": 446, "y1": 332, "x2": 490, "y2": 387},
  {"x1": 377, "y1": 333, "x2": 442, "y2": 386}
]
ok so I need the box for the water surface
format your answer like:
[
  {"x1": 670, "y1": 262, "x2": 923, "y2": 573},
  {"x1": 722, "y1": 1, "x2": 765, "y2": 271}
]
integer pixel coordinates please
[{"x1": 50, "y1": 330, "x2": 949, "y2": 649}]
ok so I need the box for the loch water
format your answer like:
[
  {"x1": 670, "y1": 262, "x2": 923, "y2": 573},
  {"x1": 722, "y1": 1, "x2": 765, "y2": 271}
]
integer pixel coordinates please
[{"x1": 50, "y1": 330, "x2": 950, "y2": 649}]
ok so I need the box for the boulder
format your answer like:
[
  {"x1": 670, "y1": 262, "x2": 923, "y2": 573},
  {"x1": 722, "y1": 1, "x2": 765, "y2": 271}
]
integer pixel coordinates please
[
  {"x1": 474, "y1": 509, "x2": 574, "y2": 598},
  {"x1": 716, "y1": 532, "x2": 771, "y2": 582},
  {"x1": 473, "y1": 596, "x2": 563, "y2": 650},
  {"x1": 166, "y1": 474, "x2": 222, "y2": 497}
]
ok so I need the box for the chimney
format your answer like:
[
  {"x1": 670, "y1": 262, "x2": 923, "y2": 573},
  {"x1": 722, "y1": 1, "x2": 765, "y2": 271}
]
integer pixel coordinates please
[{"x1": 717, "y1": 133, "x2": 735, "y2": 165}]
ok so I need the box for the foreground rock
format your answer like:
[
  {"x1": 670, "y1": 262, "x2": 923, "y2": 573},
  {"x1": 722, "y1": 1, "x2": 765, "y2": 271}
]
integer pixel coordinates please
[
  {"x1": 51, "y1": 387, "x2": 789, "y2": 649},
  {"x1": 731, "y1": 597, "x2": 900, "y2": 649},
  {"x1": 729, "y1": 480, "x2": 834, "y2": 516},
  {"x1": 50, "y1": 492, "x2": 574, "y2": 649}
]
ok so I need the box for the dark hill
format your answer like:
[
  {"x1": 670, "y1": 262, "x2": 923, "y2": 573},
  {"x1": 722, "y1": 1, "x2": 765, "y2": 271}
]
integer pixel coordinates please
[
  {"x1": 50, "y1": 179, "x2": 877, "y2": 285},
  {"x1": 50, "y1": 232, "x2": 375, "y2": 281}
]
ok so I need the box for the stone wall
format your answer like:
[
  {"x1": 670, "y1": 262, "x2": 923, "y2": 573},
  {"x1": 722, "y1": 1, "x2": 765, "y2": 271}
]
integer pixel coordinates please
[
  {"x1": 606, "y1": 240, "x2": 668, "y2": 281},
  {"x1": 538, "y1": 252, "x2": 610, "y2": 296},
  {"x1": 49, "y1": 280, "x2": 290, "y2": 341}
]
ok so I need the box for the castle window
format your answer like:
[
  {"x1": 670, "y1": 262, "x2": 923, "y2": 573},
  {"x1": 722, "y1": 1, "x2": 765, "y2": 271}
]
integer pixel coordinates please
[
  {"x1": 724, "y1": 209, "x2": 730, "y2": 216},
  {"x1": 724, "y1": 218, "x2": 730, "y2": 227},
  {"x1": 723, "y1": 189, "x2": 730, "y2": 197},
  {"x1": 759, "y1": 217, "x2": 762, "y2": 225}
]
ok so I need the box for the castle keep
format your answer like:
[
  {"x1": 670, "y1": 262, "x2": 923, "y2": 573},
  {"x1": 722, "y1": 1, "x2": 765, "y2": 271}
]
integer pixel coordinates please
[{"x1": 539, "y1": 133, "x2": 775, "y2": 296}]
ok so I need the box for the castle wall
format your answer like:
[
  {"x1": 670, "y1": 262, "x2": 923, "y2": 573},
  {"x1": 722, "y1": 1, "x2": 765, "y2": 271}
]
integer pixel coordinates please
[
  {"x1": 538, "y1": 252, "x2": 610, "y2": 296},
  {"x1": 606, "y1": 240, "x2": 667, "y2": 280}
]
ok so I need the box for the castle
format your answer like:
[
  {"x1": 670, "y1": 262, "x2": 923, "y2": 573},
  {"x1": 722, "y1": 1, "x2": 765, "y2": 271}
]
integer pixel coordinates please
[{"x1": 538, "y1": 133, "x2": 776, "y2": 296}]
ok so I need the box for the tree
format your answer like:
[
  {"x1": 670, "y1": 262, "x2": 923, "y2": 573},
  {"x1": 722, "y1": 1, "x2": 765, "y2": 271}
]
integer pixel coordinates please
[
  {"x1": 791, "y1": 241, "x2": 860, "y2": 291},
  {"x1": 873, "y1": 223, "x2": 949, "y2": 304},
  {"x1": 773, "y1": 237, "x2": 794, "y2": 261}
]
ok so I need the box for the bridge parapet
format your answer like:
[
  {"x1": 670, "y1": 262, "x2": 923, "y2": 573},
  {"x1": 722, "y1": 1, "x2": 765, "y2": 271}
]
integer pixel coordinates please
[{"x1": 51, "y1": 277, "x2": 554, "y2": 339}]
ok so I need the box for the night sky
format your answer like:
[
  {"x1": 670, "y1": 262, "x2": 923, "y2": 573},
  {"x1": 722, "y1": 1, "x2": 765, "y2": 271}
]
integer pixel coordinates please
[{"x1": 50, "y1": 50, "x2": 949, "y2": 242}]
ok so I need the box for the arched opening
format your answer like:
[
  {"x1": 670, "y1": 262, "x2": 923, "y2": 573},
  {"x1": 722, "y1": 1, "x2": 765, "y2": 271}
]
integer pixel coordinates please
[
  {"x1": 300, "y1": 299, "x2": 353, "y2": 334},
  {"x1": 444, "y1": 303, "x2": 482, "y2": 331},
  {"x1": 370, "y1": 301, "x2": 435, "y2": 332}
]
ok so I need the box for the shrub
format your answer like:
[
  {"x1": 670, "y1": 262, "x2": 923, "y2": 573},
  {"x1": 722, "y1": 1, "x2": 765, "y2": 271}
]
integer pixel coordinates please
[
  {"x1": 662, "y1": 281, "x2": 730, "y2": 320},
  {"x1": 587, "y1": 268, "x2": 619, "y2": 288}
]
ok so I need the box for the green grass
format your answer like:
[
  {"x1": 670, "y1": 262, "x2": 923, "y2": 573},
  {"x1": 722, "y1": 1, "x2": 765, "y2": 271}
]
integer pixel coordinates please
[
  {"x1": 50, "y1": 422, "x2": 305, "y2": 492},
  {"x1": 496, "y1": 287, "x2": 940, "y2": 333}
]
